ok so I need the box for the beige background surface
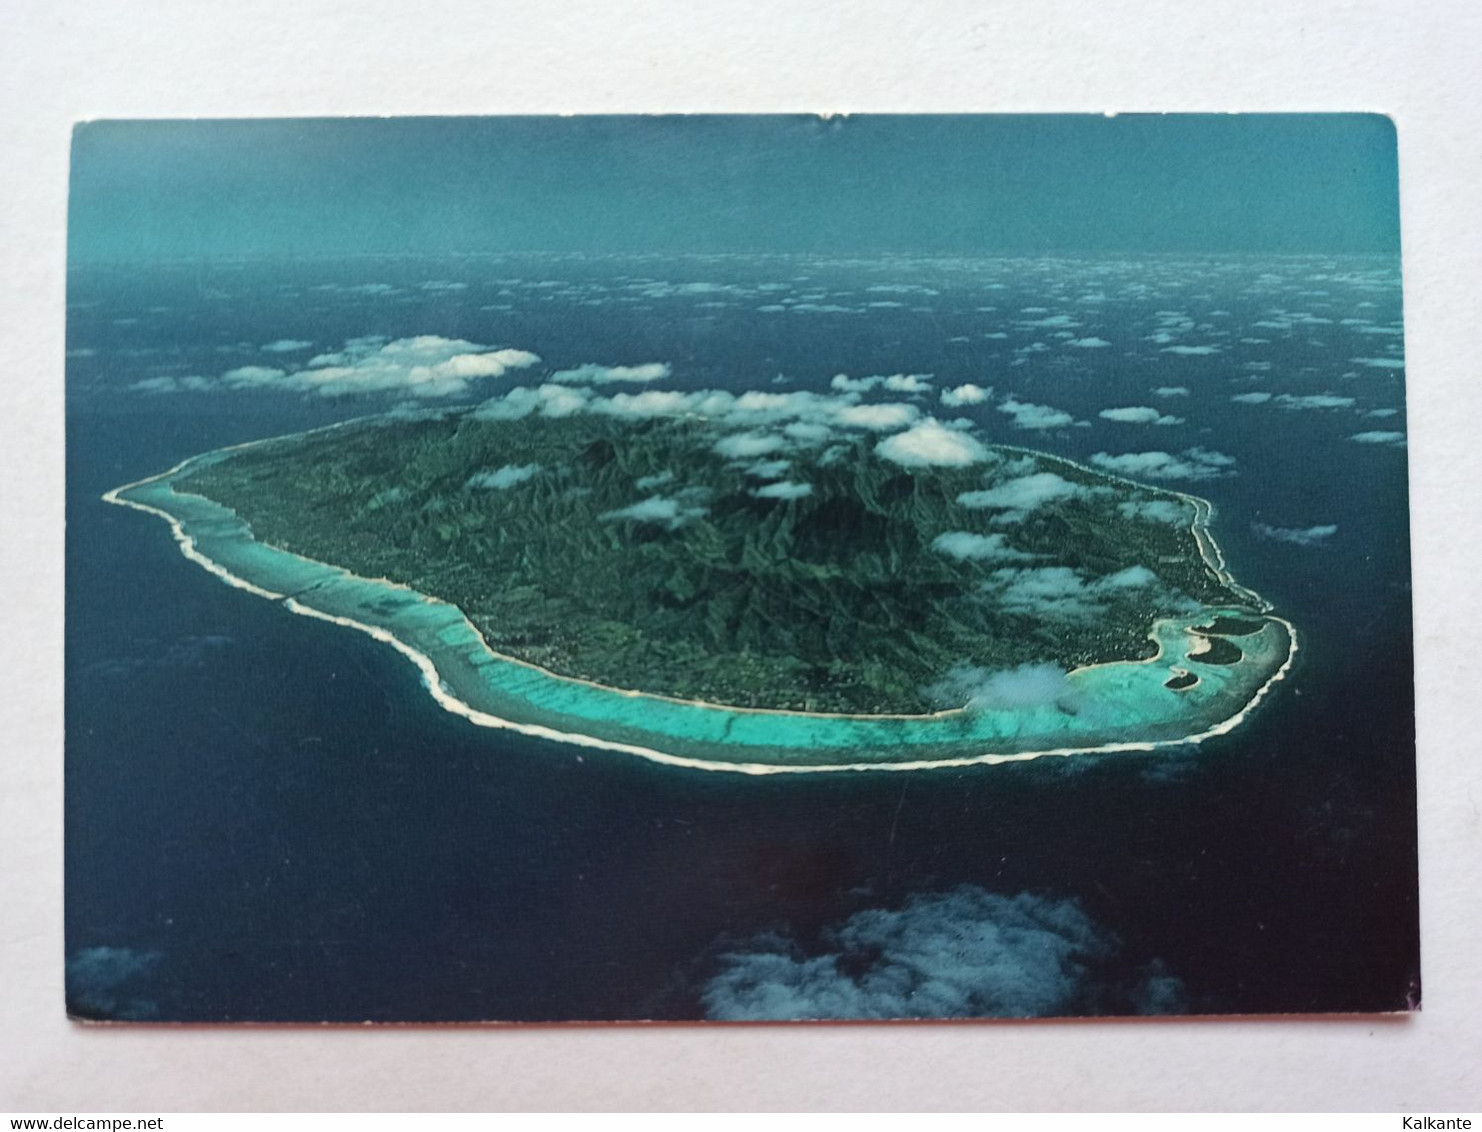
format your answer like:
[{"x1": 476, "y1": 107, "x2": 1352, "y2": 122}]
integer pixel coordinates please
[{"x1": 2, "y1": 0, "x2": 1479, "y2": 1111}]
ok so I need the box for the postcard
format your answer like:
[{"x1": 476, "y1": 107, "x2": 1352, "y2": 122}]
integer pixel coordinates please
[{"x1": 65, "y1": 114, "x2": 1416, "y2": 1023}]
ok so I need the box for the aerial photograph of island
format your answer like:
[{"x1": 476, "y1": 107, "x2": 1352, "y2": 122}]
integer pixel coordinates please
[{"x1": 65, "y1": 115, "x2": 1416, "y2": 1023}]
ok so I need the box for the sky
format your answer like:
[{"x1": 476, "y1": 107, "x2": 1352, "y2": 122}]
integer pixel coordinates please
[{"x1": 68, "y1": 114, "x2": 1400, "y2": 263}]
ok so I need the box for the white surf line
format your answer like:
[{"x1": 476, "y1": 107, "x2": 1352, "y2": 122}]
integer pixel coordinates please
[{"x1": 104, "y1": 426, "x2": 1299, "y2": 775}]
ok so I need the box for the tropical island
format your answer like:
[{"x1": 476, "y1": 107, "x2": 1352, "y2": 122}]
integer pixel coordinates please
[{"x1": 106, "y1": 382, "x2": 1296, "y2": 772}]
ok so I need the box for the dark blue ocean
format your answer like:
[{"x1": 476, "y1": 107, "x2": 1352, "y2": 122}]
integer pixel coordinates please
[{"x1": 65, "y1": 253, "x2": 1417, "y2": 1022}]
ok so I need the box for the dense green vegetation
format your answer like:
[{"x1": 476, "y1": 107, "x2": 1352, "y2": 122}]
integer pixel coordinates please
[{"x1": 178, "y1": 411, "x2": 1244, "y2": 713}]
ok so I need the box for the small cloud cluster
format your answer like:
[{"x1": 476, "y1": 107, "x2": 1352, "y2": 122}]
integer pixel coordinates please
[
  {"x1": 1350, "y1": 430, "x2": 1406, "y2": 446},
  {"x1": 549, "y1": 362, "x2": 671, "y2": 385},
  {"x1": 702, "y1": 887, "x2": 1114, "y2": 1021},
  {"x1": 998, "y1": 397, "x2": 1076, "y2": 431},
  {"x1": 753, "y1": 480, "x2": 813, "y2": 500},
  {"x1": 1252, "y1": 522, "x2": 1337, "y2": 547},
  {"x1": 981, "y1": 564, "x2": 1158, "y2": 622},
  {"x1": 66, "y1": 946, "x2": 162, "y2": 1020},
  {"x1": 1090, "y1": 448, "x2": 1236, "y2": 482},
  {"x1": 875, "y1": 420, "x2": 989, "y2": 468},
  {"x1": 1098, "y1": 406, "x2": 1183, "y2": 426},
  {"x1": 1153, "y1": 386, "x2": 1189, "y2": 398},
  {"x1": 1273, "y1": 393, "x2": 1356, "y2": 411},
  {"x1": 132, "y1": 336, "x2": 540, "y2": 399},
  {"x1": 929, "y1": 531, "x2": 1036, "y2": 562},
  {"x1": 1117, "y1": 498, "x2": 1192, "y2": 525},
  {"x1": 830, "y1": 373, "x2": 933, "y2": 395},
  {"x1": 940, "y1": 383, "x2": 991, "y2": 408},
  {"x1": 466, "y1": 463, "x2": 541, "y2": 490},
  {"x1": 599, "y1": 494, "x2": 709, "y2": 530},
  {"x1": 261, "y1": 339, "x2": 313, "y2": 353},
  {"x1": 925, "y1": 662, "x2": 1077, "y2": 712},
  {"x1": 957, "y1": 472, "x2": 1085, "y2": 520}
]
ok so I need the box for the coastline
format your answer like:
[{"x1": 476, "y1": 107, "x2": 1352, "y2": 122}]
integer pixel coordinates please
[{"x1": 104, "y1": 425, "x2": 1298, "y2": 774}]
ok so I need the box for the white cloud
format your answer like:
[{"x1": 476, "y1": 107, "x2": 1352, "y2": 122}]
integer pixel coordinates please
[
  {"x1": 1117, "y1": 499, "x2": 1191, "y2": 525},
  {"x1": 941, "y1": 383, "x2": 991, "y2": 408},
  {"x1": 1160, "y1": 345, "x2": 1221, "y2": 356},
  {"x1": 715, "y1": 432, "x2": 787, "y2": 459},
  {"x1": 702, "y1": 887, "x2": 1115, "y2": 1021},
  {"x1": 1067, "y1": 337, "x2": 1112, "y2": 349},
  {"x1": 171, "y1": 335, "x2": 546, "y2": 398},
  {"x1": 1153, "y1": 386, "x2": 1189, "y2": 398},
  {"x1": 744, "y1": 458, "x2": 792, "y2": 479},
  {"x1": 930, "y1": 531, "x2": 1036, "y2": 562},
  {"x1": 957, "y1": 472, "x2": 1085, "y2": 514},
  {"x1": 1350, "y1": 430, "x2": 1407, "y2": 446},
  {"x1": 466, "y1": 463, "x2": 541, "y2": 490},
  {"x1": 635, "y1": 470, "x2": 675, "y2": 490},
  {"x1": 926, "y1": 662, "x2": 1077, "y2": 711},
  {"x1": 998, "y1": 397, "x2": 1075, "y2": 430},
  {"x1": 1098, "y1": 406, "x2": 1183, "y2": 426},
  {"x1": 1090, "y1": 448, "x2": 1235, "y2": 481},
  {"x1": 1231, "y1": 392, "x2": 1272, "y2": 404},
  {"x1": 1252, "y1": 522, "x2": 1338, "y2": 547},
  {"x1": 830, "y1": 373, "x2": 933, "y2": 395},
  {"x1": 752, "y1": 480, "x2": 813, "y2": 500},
  {"x1": 599, "y1": 494, "x2": 708, "y2": 529},
  {"x1": 549, "y1": 362, "x2": 672, "y2": 385},
  {"x1": 875, "y1": 419, "x2": 990, "y2": 468},
  {"x1": 471, "y1": 383, "x2": 592, "y2": 420},
  {"x1": 1350, "y1": 356, "x2": 1405, "y2": 369},
  {"x1": 1273, "y1": 393, "x2": 1356, "y2": 411},
  {"x1": 980, "y1": 563, "x2": 1161, "y2": 622},
  {"x1": 835, "y1": 402, "x2": 920, "y2": 430},
  {"x1": 262, "y1": 339, "x2": 313, "y2": 353}
]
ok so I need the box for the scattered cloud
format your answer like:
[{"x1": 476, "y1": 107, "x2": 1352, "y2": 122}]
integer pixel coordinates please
[
  {"x1": 1350, "y1": 430, "x2": 1407, "y2": 446},
  {"x1": 1350, "y1": 356, "x2": 1405, "y2": 369},
  {"x1": 715, "y1": 432, "x2": 788, "y2": 460},
  {"x1": 261, "y1": 339, "x2": 313, "y2": 353},
  {"x1": 929, "y1": 531, "x2": 1037, "y2": 562},
  {"x1": 1090, "y1": 448, "x2": 1235, "y2": 482},
  {"x1": 941, "y1": 383, "x2": 991, "y2": 408},
  {"x1": 998, "y1": 397, "x2": 1075, "y2": 431},
  {"x1": 830, "y1": 373, "x2": 933, "y2": 395},
  {"x1": 1231, "y1": 392, "x2": 1272, "y2": 404},
  {"x1": 957, "y1": 472, "x2": 1085, "y2": 517},
  {"x1": 1067, "y1": 337, "x2": 1112, "y2": 349},
  {"x1": 1098, "y1": 406, "x2": 1183, "y2": 426},
  {"x1": 141, "y1": 336, "x2": 542, "y2": 399},
  {"x1": 875, "y1": 419, "x2": 990, "y2": 468},
  {"x1": 549, "y1": 362, "x2": 672, "y2": 385},
  {"x1": 635, "y1": 470, "x2": 676, "y2": 490},
  {"x1": 1152, "y1": 386, "x2": 1189, "y2": 398},
  {"x1": 66, "y1": 946, "x2": 161, "y2": 1020},
  {"x1": 702, "y1": 887, "x2": 1114, "y2": 1021},
  {"x1": 1117, "y1": 499, "x2": 1191, "y2": 525},
  {"x1": 1160, "y1": 345, "x2": 1221, "y2": 356},
  {"x1": 926, "y1": 662, "x2": 1077, "y2": 712},
  {"x1": 1252, "y1": 522, "x2": 1338, "y2": 546},
  {"x1": 744, "y1": 458, "x2": 793, "y2": 479},
  {"x1": 1273, "y1": 393, "x2": 1356, "y2": 411},
  {"x1": 981, "y1": 564, "x2": 1157, "y2": 622},
  {"x1": 753, "y1": 480, "x2": 813, "y2": 500},
  {"x1": 466, "y1": 463, "x2": 541, "y2": 490},
  {"x1": 599, "y1": 495, "x2": 708, "y2": 529}
]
